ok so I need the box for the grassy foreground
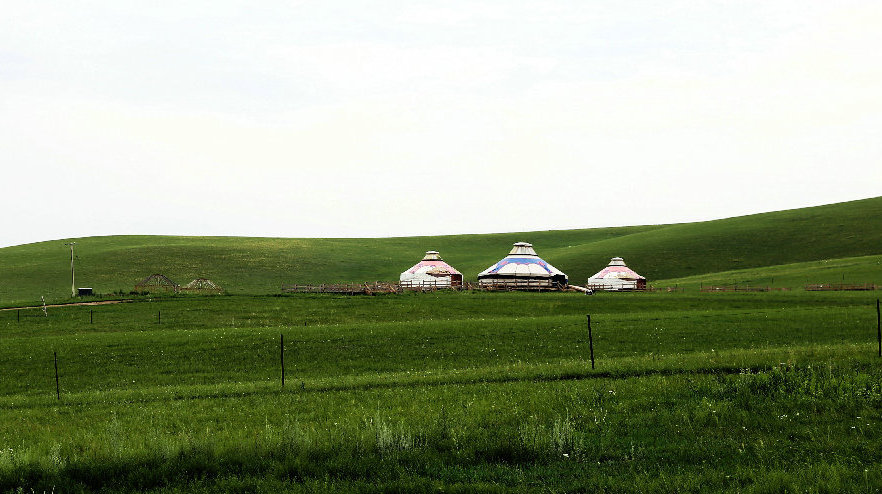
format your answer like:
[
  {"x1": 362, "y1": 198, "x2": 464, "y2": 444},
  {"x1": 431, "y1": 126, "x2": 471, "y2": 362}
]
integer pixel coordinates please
[{"x1": 1, "y1": 291, "x2": 881, "y2": 492}]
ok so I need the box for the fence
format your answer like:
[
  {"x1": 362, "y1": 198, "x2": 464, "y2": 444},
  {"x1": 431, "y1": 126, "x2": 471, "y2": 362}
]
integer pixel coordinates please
[
  {"x1": 699, "y1": 285, "x2": 770, "y2": 293},
  {"x1": 281, "y1": 282, "x2": 400, "y2": 295},
  {"x1": 281, "y1": 280, "x2": 568, "y2": 294},
  {"x1": 282, "y1": 281, "x2": 877, "y2": 294},
  {"x1": 585, "y1": 283, "x2": 652, "y2": 292},
  {"x1": 477, "y1": 280, "x2": 567, "y2": 291},
  {"x1": 659, "y1": 286, "x2": 686, "y2": 292},
  {"x1": 399, "y1": 279, "x2": 462, "y2": 291},
  {"x1": 805, "y1": 283, "x2": 877, "y2": 291}
]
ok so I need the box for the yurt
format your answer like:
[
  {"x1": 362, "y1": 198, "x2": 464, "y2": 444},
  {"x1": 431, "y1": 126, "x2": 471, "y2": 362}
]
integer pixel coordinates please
[
  {"x1": 400, "y1": 251, "x2": 463, "y2": 288},
  {"x1": 478, "y1": 242, "x2": 568, "y2": 289},
  {"x1": 586, "y1": 257, "x2": 646, "y2": 291}
]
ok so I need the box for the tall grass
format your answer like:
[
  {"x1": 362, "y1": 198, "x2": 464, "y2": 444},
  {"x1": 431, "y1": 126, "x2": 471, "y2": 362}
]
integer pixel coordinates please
[{"x1": 1, "y1": 359, "x2": 879, "y2": 492}]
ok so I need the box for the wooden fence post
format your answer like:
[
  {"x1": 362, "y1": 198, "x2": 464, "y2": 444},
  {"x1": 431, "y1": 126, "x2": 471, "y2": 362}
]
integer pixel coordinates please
[
  {"x1": 587, "y1": 314, "x2": 595, "y2": 370},
  {"x1": 54, "y1": 351, "x2": 60, "y2": 400},
  {"x1": 876, "y1": 298, "x2": 882, "y2": 357}
]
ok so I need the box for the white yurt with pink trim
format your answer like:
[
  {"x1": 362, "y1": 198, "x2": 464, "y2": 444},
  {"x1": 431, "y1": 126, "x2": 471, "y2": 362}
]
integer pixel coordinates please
[
  {"x1": 400, "y1": 251, "x2": 463, "y2": 287},
  {"x1": 586, "y1": 257, "x2": 646, "y2": 291}
]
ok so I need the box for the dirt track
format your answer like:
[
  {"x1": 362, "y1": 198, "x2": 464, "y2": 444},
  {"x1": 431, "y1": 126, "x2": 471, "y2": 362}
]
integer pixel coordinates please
[{"x1": 1, "y1": 299, "x2": 134, "y2": 311}]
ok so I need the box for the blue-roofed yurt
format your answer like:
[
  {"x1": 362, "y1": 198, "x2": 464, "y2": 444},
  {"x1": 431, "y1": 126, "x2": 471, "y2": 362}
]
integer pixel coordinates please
[{"x1": 477, "y1": 242, "x2": 568, "y2": 289}]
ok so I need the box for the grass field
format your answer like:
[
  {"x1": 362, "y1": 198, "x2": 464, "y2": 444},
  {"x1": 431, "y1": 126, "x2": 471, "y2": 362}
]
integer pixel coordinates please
[
  {"x1": 1, "y1": 291, "x2": 881, "y2": 492},
  {"x1": 661, "y1": 254, "x2": 882, "y2": 290},
  {"x1": 2, "y1": 197, "x2": 881, "y2": 491},
  {"x1": 1, "y1": 196, "x2": 881, "y2": 305}
]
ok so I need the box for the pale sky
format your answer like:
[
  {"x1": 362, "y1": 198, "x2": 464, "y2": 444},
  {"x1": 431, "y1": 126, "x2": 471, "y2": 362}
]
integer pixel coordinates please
[{"x1": 2, "y1": 1, "x2": 880, "y2": 248}]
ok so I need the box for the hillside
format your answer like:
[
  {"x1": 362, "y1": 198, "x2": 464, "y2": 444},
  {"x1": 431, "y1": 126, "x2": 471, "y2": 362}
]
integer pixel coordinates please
[
  {"x1": 1, "y1": 196, "x2": 880, "y2": 305},
  {"x1": 658, "y1": 254, "x2": 882, "y2": 289}
]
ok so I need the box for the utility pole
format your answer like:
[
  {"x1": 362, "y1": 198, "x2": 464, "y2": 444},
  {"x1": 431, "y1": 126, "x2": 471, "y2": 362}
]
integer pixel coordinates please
[{"x1": 64, "y1": 242, "x2": 77, "y2": 297}]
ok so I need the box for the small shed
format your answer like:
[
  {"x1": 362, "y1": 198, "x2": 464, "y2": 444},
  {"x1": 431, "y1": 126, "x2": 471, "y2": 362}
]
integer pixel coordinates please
[
  {"x1": 400, "y1": 251, "x2": 463, "y2": 288},
  {"x1": 586, "y1": 257, "x2": 646, "y2": 291}
]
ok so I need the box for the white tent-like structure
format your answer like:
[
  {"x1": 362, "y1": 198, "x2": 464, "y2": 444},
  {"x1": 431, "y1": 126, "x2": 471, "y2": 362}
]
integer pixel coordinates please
[
  {"x1": 586, "y1": 257, "x2": 646, "y2": 291},
  {"x1": 400, "y1": 251, "x2": 463, "y2": 288},
  {"x1": 478, "y1": 242, "x2": 568, "y2": 289}
]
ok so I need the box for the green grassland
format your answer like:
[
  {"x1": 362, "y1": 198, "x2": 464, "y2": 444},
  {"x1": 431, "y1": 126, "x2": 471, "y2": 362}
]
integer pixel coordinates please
[
  {"x1": 661, "y1": 254, "x2": 882, "y2": 290},
  {"x1": 1, "y1": 197, "x2": 882, "y2": 491},
  {"x1": 1, "y1": 291, "x2": 881, "y2": 492},
  {"x1": 1, "y1": 196, "x2": 881, "y2": 306}
]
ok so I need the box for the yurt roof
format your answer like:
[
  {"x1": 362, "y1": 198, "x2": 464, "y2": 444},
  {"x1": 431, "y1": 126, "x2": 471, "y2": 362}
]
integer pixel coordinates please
[
  {"x1": 403, "y1": 251, "x2": 462, "y2": 276},
  {"x1": 588, "y1": 257, "x2": 645, "y2": 281},
  {"x1": 478, "y1": 242, "x2": 567, "y2": 278}
]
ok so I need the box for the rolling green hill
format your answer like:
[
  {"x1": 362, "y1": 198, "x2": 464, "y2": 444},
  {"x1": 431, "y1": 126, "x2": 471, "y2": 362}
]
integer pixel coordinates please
[
  {"x1": 1, "y1": 196, "x2": 881, "y2": 305},
  {"x1": 659, "y1": 254, "x2": 882, "y2": 289}
]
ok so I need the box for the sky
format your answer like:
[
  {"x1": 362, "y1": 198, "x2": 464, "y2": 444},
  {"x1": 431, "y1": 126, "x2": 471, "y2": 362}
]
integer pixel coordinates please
[{"x1": 1, "y1": 1, "x2": 880, "y2": 248}]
